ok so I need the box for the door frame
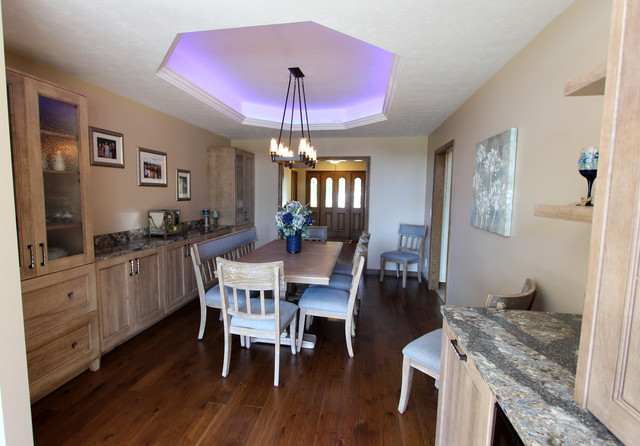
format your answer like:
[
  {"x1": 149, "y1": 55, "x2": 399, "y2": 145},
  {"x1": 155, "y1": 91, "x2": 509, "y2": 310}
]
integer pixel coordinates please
[
  {"x1": 278, "y1": 156, "x2": 371, "y2": 236},
  {"x1": 428, "y1": 140, "x2": 454, "y2": 297}
]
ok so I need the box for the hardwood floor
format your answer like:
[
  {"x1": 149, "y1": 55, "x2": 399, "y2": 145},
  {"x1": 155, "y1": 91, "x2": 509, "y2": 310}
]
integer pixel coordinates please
[{"x1": 31, "y1": 256, "x2": 443, "y2": 445}]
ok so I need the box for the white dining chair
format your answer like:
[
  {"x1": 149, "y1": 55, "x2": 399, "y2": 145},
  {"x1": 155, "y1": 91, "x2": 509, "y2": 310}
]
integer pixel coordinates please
[
  {"x1": 297, "y1": 255, "x2": 365, "y2": 357},
  {"x1": 217, "y1": 257, "x2": 298, "y2": 387}
]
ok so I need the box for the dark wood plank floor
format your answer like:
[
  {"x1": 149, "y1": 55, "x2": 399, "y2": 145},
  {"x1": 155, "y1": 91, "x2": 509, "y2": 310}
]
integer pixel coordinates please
[{"x1": 31, "y1": 249, "x2": 443, "y2": 445}]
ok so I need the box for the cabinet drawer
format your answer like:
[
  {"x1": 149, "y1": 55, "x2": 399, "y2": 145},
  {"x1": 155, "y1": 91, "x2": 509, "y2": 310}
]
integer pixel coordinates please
[
  {"x1": 21, "y1": 264, "x2": 97, "y2": 338},
  {"x1": 26, "y1": 311, "x2": 99, "y2": 395}
]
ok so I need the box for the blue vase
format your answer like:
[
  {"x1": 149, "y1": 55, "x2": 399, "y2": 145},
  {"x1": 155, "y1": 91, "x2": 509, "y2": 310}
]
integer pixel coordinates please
[{"x1": 286, "y1": 233, "x2": 302, "y2": 253}]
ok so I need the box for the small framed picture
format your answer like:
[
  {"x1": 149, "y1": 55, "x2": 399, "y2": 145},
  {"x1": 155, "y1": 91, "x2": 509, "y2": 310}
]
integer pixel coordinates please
[
  {"x1": 137, "y1": 147, "x2": 167, "y2": 187},
  {"x1": 176, "y1": 169, "x2": 191, "y2": 201},
  {"x1": 89, "y1": 127, "x2": 124, "y2": 167}
]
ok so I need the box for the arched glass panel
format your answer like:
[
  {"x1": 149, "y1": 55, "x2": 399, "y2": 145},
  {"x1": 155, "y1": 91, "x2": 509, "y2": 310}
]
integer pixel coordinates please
[
  {"x1": 338, "y1": 177, "x2": 346, "y2": 208},
  {"x1": 325, "y1": 178, "x2": 333, "y2": 208},
  {"x1": 353, "y1": 178, "x2": 362, "y2": 209},
  {"x1": 310, "y1": 177, "x2": 318, "y2": 208}
]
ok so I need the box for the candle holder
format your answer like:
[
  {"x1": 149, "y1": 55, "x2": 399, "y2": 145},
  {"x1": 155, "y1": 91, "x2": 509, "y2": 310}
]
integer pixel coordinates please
[{"x1": 578, "y1": 147, "x2": 598, "y2": 206}]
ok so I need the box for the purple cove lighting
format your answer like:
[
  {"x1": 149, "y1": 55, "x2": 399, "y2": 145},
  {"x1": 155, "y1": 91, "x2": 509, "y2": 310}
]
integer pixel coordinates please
[{"x1": 160, "y1": 22, "x2": 396, "y2": 126}]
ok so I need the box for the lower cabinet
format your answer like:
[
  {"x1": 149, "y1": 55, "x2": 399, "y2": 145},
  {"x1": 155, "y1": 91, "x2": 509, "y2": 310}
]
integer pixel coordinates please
[
  {"x1": 21, "y1": 264, "x2": 101, "y2": 402},
  {"x1": 96, "y1": 247, "x2": 165, "y2": 353},
  {"x1": 164, "y1": 236, "x2": 204, "y2": 313},
  {"x1": 435, "y1": 320, "x2": 496, "y2": 446}
]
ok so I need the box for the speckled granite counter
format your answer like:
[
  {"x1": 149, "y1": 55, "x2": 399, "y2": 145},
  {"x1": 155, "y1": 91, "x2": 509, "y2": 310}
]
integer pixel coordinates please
[
  {"x1": 94, "y1": 226, "x2": 233, "y2": 261},
  {"x1": 442, "y1": 306, "x2": 621, "y2": 445}
]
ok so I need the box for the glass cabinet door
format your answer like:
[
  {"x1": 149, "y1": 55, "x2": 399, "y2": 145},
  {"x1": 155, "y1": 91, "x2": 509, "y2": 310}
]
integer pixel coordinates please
[
  {"x1": 236, "y1": 153, "x2": 244, "y2": 224},
  {"x1": 245, "y1": 155, "x2": 253, "y2": 222},
  {"x1": 39, "y1": 94, "x2": 85, "y2": 262}
]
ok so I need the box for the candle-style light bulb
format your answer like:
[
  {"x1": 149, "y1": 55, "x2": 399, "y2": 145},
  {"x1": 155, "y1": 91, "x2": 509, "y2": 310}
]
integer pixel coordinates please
[{"x1": 270, "y1": 138, "x2": 278, "y2": 156}]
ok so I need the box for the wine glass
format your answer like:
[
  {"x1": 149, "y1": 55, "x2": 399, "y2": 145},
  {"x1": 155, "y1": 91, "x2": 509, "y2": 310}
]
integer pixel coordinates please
[{"x1": 578, "y1": 147, "x2": 598, "y2": 205}]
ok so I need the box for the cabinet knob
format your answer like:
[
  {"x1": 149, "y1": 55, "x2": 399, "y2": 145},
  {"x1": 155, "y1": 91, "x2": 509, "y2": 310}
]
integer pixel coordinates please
[
  {"x1": 68, "y1": 292, "x2": 74, "y2": 299},
  {"x1": 71, "y1": 342, "x2": 78, "y2": 349}
]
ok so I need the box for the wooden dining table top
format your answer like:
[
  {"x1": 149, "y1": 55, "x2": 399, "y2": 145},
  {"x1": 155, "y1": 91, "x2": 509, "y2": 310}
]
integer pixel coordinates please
[{"x1": 239, "y1": 239, "x2": 343, "y2": 285}]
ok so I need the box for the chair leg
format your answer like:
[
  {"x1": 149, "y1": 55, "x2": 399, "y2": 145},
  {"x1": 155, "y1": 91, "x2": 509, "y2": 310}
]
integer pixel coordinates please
[
  {"x1": 417, "y1": 261, "x2": 423, "y2": 283},
  {"x1": 395, "y1": 263, "x2": 400, "y2": 279},
  {"x1": 402, "y1": 262, "x2": 408, "y2": 288},
  {"x1": 222, "y1": 330, "x2": 232, "y2": 378},
  {"x1": 398, "y1": 355, "x2": 414, "y2": 413},
  {"x1": 274, "y1": 332, "x2": 281, "y2": 387},
  {"x1": 345, "y1": 317, "x2": 354, "y2": 358},
  {"x1": 305, "y1": 315, "x2": 313, "y2": 330},
  {"x1": 197, "y1": 306, "x2": 207, "y2": 340},
  {"x1": 297, "y1": 310, "x2": 306, "y2": 353},
  {"x1": 289, "y1": 314, "x2": 297, "y2": 355},
  {"x1": 379, "y1": 259, "x2": 385, "y2": 282},
  {"x1": 351, "y1": 315, "x2": 356, "y2": 337}
]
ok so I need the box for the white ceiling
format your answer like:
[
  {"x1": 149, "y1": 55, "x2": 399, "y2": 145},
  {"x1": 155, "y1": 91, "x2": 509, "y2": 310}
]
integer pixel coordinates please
[{"x1": 1, "y1": 0, "x2": 574, "y2": 140}]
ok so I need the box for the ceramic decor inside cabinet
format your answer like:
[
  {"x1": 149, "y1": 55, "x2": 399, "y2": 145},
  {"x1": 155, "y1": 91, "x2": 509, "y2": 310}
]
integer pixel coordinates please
[{"x1": 7, "y1": 68, "x2": 94, "y2": 279}]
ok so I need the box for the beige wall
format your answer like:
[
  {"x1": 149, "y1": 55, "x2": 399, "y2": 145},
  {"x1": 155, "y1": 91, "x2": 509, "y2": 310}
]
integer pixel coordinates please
[
  {"x1": 5, "y1": 51, "x2": 230, "y2": 235},
  {"x1": 425, "y1": 0, "x2": 611, "y2": 313},
  {"x1": 232, "y1": 137, "x2": 428, "y2": 267}
]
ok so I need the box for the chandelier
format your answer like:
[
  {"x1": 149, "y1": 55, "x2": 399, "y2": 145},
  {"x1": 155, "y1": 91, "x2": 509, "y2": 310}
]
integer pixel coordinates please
[{"x1": 269, "y1": 67, "x2": 317, "y2": 168}]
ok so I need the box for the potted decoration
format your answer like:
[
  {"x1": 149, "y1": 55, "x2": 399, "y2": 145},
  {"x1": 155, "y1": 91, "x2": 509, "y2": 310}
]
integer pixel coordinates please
[{"x1": 275, "y1": 201, "x2": 312, "y2": 253}]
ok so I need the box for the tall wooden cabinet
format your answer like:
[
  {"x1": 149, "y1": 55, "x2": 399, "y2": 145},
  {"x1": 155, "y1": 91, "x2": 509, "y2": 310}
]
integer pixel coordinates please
[
  {"x1": 575, "y1": 0, "x2": 640, "y2": 443},
  {"x1": 7, "y1": 68, "x2": 99, "y2": 401},
  {"x1": 207, "y1": 147, "x2": 254, "y2": 230}
]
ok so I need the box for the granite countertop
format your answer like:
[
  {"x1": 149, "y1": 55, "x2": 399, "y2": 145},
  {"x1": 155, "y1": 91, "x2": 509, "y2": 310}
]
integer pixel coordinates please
[
  {"x1": 442, "y1": 306, "x2": 621, "y2": 446},
  {"x1": 94, "y1": 226, "x2": 233, "y2": 261}
]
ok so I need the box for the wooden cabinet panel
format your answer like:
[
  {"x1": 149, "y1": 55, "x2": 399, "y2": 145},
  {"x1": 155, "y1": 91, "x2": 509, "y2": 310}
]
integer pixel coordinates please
[
  {"x1": 21, "y1": 264, "x2": 97, "y2": 339},
  {"x1": 165, "y1": 236, "x2": 204, "y2": 313},
  {"x1": 25, "y1": 311, "x2": 99, "y2": 402},
  {"x1": 97, "y1": 247, "x2": 165, "y2": 353},
  {"x1": 436, "y1": 320, "x2": 496, "y2": 446}
]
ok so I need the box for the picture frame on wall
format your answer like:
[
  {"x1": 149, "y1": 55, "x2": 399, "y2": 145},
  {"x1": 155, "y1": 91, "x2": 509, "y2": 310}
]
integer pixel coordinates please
[
  {"x1": 89, "y1": 127, "x2": 124, "y2": 168},
  {"x1": 176, "y1": 169, "x2": 191, "y2": 201},
  {"x1": 137, "y1": 147, "x2": 167, "y2": 187}
]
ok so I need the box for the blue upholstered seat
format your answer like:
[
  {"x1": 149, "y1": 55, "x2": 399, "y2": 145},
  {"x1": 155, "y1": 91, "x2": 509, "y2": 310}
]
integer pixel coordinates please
[
  {"x1": 402, "y1": 329, "x2": 442, "y2": 373},
  {"x1": 230, "y1": 299, "x2": 299, "y2": 332},
  {"x1": 380, "y1": 223, "x2": 427, "y2": 288},
  {"x1": 309, "y1": 273, "x2": 352, "y2": 292},
  {"x1": 298, "y1": 287, "x2": 350, "y2": 313},
  {"x1": 379, "y1": 250, "x2": 419, "y2": 262},
  {"x1": 205, "y1": 284, "x2": 255, "y2": 307}
]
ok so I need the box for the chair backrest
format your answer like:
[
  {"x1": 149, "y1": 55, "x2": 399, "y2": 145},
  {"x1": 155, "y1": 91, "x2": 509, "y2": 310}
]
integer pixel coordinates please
[
  {"x1": 304, "y1": 226, "x2": 327, "y2": 241},
  {"x1": 191, "y1": 227, "x2": 259, "y2": 294},
  {"x1": 216, "y1": 257, "x2": 286, "y2": 325},
  {"x1": 350, "y1": 243, "x2": 368, "y2": 276},
  {"x1": 347, "y1": 255, "x2": 366, "y2": 315},
  {"x1": 396, "y1": 223, "x2": 427, "y2": 256},
  {"x1": 485, "y1": 279, "x2": 537, "y2": 310}
]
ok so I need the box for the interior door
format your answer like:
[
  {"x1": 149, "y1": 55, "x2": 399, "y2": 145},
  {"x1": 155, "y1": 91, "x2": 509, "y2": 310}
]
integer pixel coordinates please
[
  {"x1": 349, "y1": 172, "x2": 366, "y2": 239},
  {"x1": 321, "y1": 172, "x2": 351, "y2": 240}
]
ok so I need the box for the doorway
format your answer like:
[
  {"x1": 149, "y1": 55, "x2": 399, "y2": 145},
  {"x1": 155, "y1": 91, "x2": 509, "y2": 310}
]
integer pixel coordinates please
[
  {"x1": 428, "y1": 141, "x2": 454, "y2": 302},
  {"x1": 279, "y1": 157, "x2": 369, "y2": 241}
]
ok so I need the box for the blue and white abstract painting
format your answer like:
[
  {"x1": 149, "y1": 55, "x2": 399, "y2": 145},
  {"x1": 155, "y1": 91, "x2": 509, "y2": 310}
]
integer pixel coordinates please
[{"x1": 470, "y1": 128, "x2": 518, "y2": 237}]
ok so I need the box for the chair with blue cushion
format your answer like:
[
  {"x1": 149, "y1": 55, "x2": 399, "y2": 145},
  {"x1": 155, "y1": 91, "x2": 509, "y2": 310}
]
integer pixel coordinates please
[
  {"x1": 297, "y1": 255, "x2": 365, "y2": 357},
  {"x1": 303, "y1": 225, "x2": 327, "y2": 241},
  {"x1": 397, "y1": 278, "x2": 537, "y2": 413},
  {"x1": 216, "y1": 257, "x2": 298, "y2": 387},
  {"x1": 333, "y1": 233, "x2": 369, "y2": 275},
  {"x1": 190, "y1": 228, "x2": 258, "y2": 339},
  {"x1": 379, "y1": 223, "x2": 427, "y2": 288}
]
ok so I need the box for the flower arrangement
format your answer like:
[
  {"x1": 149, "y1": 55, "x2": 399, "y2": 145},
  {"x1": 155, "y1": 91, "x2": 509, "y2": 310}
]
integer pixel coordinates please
[{"x1": 275, "y1": 201, "x2": 313, "y2": 237}]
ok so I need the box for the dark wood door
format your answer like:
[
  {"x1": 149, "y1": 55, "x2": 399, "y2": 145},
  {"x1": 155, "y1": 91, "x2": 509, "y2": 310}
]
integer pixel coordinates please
[{"x1": 306, "y1": 171, "x2": 366, "y2": 241}]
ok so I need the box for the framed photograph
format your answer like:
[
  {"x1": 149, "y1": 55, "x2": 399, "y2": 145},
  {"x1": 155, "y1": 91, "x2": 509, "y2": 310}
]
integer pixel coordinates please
[
  {"x1": 176, "y1": 169, "x2": 191, "y2": 201},
  {"x1": 89, "y1": 127, "x2": 124, "y2": 167},
  {"x1": 137, "y1": 147, "x2": 167, "y2": 187}
]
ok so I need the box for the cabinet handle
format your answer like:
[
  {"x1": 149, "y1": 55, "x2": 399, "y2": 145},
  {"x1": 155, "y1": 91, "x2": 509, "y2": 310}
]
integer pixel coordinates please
[
  {"x1": 39, "y1": 243, "x2": 47, "y2": 266},
  {"x1": 71, "y1": 342, "x2": 78, "y2": 349},
  {"x1": 449, "y1": 339, "x2": 467, "y2": 362},
  {"x1": 130, "y1": 259, "x2": 134, "y2": 276},
  {"x1": 28, "y1": 244, "x2": 35, "y2": 269},
  {"x1": 136, "y1": 258, "x2": 140, "y2": 274},
  {"x1": 68, "y1": 292, "x2": 74, "y2": 299}
]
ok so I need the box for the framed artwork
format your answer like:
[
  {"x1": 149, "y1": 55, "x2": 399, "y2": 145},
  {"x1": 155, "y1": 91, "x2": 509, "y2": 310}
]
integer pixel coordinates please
[
  {"x1": 137, "y1": 147, "x2": 167, "y2": 187},
  {"x1": 89, "y1": 127, "x2": 124, "y2": 167},
  {"x1": 176, "y1": 169, "x2": 191, "y2": 201},
  {"x1": 470, "y1": 128, "x2": 518, "y2": 237}
]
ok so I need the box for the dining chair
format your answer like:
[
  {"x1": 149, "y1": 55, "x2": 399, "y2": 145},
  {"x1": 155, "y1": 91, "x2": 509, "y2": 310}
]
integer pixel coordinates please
[
  {"x1": 216, "y1": 257, "x2": 298, "y2": 387},
  {"x1": 333, "y1": 233, "x2": 369, "y2": 275},
  {"x1": 190, "y1": 228, "x2": 258, "y2": 340},
  {"x1": 297, "y1": 255, "x2": 365, "y2": 357},
  {"x1": 303, "y1": 226, "x2": 328, "y2": 241},
  {"x1": 397, "y1": 278, "x2": 537, "y2": 413},
  {"x1": 379, "y1": 223, "x2": 427, "y2": 288}
]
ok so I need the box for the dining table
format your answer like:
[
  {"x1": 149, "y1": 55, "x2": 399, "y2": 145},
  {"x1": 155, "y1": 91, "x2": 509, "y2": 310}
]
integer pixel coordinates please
[{"x1": 238, "y1": 239, "x2": 343, "y2": 348}]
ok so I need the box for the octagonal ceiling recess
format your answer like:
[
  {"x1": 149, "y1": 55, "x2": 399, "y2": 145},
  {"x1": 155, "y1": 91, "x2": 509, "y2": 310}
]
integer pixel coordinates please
[{"x1": 156, "y1": 22, "x2": 399, "y2": 131}]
